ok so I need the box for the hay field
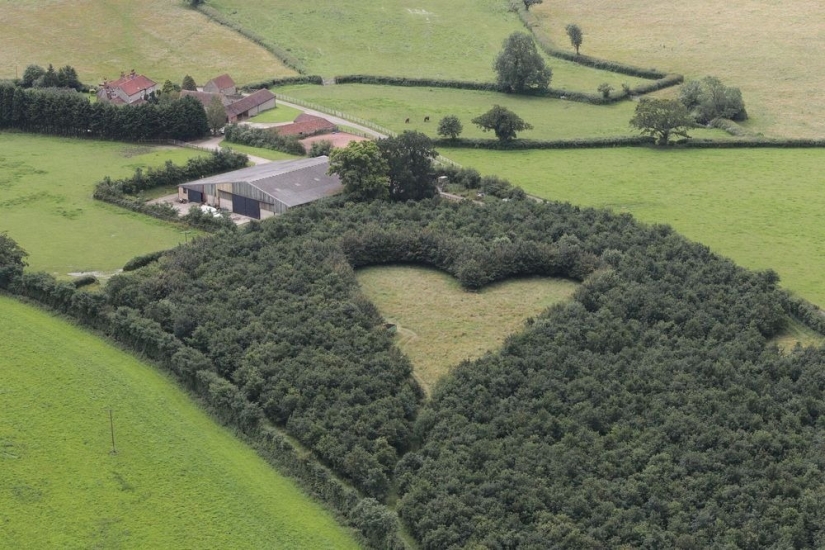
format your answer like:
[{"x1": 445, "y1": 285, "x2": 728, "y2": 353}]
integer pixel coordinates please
[
  {"x1": 0, "y1": 0, "x2": 295, "y2": 86},
  {"x1": 356, "y1": 265, "x2": 578, "y2": 395},
  {"x1": 0, "y1": 296, "x2": 360, "y2": 549},
  {"x1": 532, "y1": 0, "x2": 825, "y2": 138}
]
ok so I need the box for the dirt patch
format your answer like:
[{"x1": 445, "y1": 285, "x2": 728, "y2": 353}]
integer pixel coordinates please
[{"x1": 300, "y1": 132, "x2": 368, "y2": 152}]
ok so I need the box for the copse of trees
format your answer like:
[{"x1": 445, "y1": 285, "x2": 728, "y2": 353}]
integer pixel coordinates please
[
  {"x1": 329, "y1": 131, "x2": 438, "y2": 202},
  {"x1": 20, "y1": 63, "x2": 84, "y2": 91},
  {"x1": 0, "y1": 83, "x2": 208, "y2": 140},
  {"x1": 679, "y1": 76, "x2": 747, "y2": 123},
  {"x1": 494, "y1": 32, "x2": 552, "y2": 94}
]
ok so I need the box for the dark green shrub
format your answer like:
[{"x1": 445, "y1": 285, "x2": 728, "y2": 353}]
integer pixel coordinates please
[
  {"x1": 71, "y1": 274, "x2": 97, "y2": 288},
  {"x1": 123, "y1": 250, "x2": 167, "y2": 272},
  {"x1": 223, "y1": 123, "x2": 306, "y2": 156},
  {"x1": 308, "y1": 139, "x2": 334, "y2": 157}
]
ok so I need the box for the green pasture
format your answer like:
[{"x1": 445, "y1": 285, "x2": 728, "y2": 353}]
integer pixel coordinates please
[
  {"x1": 276, "y1": 83, "x2": 729, "y2": 141},
  {"x1": 208, "y1": 0, "x2": 648, "y2": 92},
  {"x1": 248, "y1": 104, "x2": 304, "y2": 123},
  {"x1": 532, "y1": 1, "x2": 825, "y2": 138},
  {"x1": 0, "y1": 297, "x2": 360, "y2": 549},
  {"x1": 0, "y1": 0, "x2": 294, "y2": 86},
  {"x1": 221, "y1": 143, "x2": 304, "y2": 161},
  {"x1": 0, "y1": 132, "x2": 201, "y2": 276},
  {"x1": 356, "y1": 265, "x2": 578, "y2": 395},
  {"x1": 771, "y1": 317, "x2": 825, "y2": 353},
  {"x1": 444, "y1": 146, "x2": 825, "y2": 307}
]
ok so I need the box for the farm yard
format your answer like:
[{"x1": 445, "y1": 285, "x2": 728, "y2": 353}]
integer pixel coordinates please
[{"x1": 3, "y1": 0, "x2": 825, "y2": 548}]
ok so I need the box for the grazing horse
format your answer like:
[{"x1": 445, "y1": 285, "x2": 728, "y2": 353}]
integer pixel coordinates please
[
  {"x1": 405, "y1": 118, "x2": 410, "y2": 123},
  {"x1": 424, "y1": 116, "x2": 430, "y2": 122}
]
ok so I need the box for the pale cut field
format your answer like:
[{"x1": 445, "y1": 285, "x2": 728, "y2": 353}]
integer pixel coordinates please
[
  {"x1": 0, "y1": 0, "x2": 295, "y2": 86},
  {"x1": 356, "y1": 265, "x2": 578, "y2": 395},
  {"x1": 532, "y1": 1, "x2": 825, "y2": 138}
]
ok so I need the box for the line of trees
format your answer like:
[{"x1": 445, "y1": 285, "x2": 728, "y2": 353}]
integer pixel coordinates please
[{"x1": 0, "y1": 83, "x2": 208, "y2": 140}]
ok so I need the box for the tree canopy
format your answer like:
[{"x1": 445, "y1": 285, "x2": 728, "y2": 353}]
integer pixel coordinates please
[
  {"x1": 205, "y1": 95, "x2": 227, "y2": 135},
  {"x1": 377, "y1": 131, "x2": 438, "y2": 201},
  {"x1": 494, "y1": 32, "x2": 552, "y2": 94},
  {"x1": 437, "y1": 115, "x2": 463, "y2": 140},
  {"x1": 630, "y1": 98, "x2": 693, "y2": 145},
  {"x1": 680, "y1": 76, "x2": 747, "y2": 123},
  {"x1": 472, "y1": 105, "x2": 533, "y2": 142},
  {"x1": 328, "y1": 140, "x2": 390, "y2": 201},
  {"x1": 566, "y1": 23, "x2": 584, "y2": 55}
]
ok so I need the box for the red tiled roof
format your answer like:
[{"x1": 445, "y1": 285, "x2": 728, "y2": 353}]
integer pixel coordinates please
[
  {"x1": 107, "y1": 74, "x2": 156, "y2": 97},
  {"x1": 275, "y1": 114, "x2": 336, "y2": 137},
  {"x1": 208, "y1": 74, "x2": 235, "y2": 90},
  {"x1": 226, "y1": 89, "x2": 276, "y2": 117}
]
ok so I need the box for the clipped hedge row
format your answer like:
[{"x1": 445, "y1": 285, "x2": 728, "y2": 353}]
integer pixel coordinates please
[
  {"x1": 123, "y1": 250, "x2": 167, "y2": 272},
  {"x1": 195, "y1": 5, "x2": 306, "y2": 74},
  {"x1": 507, "y1": 0, "x2": 669, "y2": 80},
  {"x1": 242, "y1": 75, "x2": 324, "y2": 91},
  {"x1": 709, "y1": 117, "x2": 757, "y2": 137},
  {"x1": 335, "y1": 74, "x2": 502, "y2": 92},
  {"x1": 675, "y1": 138, "x2": 825, "y2": 149},
  {"x1": 223, "y1": 123, "x2": 307, "y2": 156},
  {"x1": 434, "y1": 135, "x2": 655, "y2": 150}
]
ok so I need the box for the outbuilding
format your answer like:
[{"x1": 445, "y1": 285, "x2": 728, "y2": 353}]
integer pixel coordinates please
[
  {"x1": 178, "y1": 156, "x2": 342, "y2": 219},
  {"x1": 225, "y1": 89, "x2": 276, "y2": 122}
]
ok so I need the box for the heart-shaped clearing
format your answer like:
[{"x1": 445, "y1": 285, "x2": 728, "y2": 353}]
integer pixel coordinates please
[{"x1": 357, "y1": 265, "x2": 579, "y2": 395}]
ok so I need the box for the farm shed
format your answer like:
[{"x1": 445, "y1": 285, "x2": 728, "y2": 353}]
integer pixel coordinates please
[
  {"x1": 203, "y1": 74, "x2": 236, "y2": 95},
  {"x1": 178, "y1": 156, "x2": 342, "y2": 219},
  {"x1": 275, "y1": 113, "x2": 337, "y2": 137},
  {"x1": 225, "y1": 89, "x2": 276, "y2": 122}
]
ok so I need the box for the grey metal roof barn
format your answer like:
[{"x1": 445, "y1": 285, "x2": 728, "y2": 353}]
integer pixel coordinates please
[{"x1": 178, "y1": 156, "x2": 342, "y2": 219}]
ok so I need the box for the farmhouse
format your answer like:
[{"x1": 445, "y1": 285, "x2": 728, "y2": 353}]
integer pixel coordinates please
[
  {"x1": 203, "y1": 74, "x2": 236, "y2": 96},
  {"x1": 275, "y1": 113, "x2": 337, "y2": 137},
  {"x1": 225, "y1": 89, "x2": 276, "y2": 122},
  {"x1": 178, "y1": 156, "x2": 342, "y2": 219},
  {"x1": 97, "y1": 71, "x2": 158, "y2": 105}
]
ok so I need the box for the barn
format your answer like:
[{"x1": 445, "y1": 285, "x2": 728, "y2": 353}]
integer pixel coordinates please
[{"x1": 178, "y1": 156, "x2": 342, "y2": 219}]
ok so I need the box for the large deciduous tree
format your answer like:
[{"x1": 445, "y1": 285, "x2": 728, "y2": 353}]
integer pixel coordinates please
[
  {"x1": 437, "y1": 115, "x2": 463, "y2": 140},
  {"x1": 566, "y1": 24, "x2": 583, "y2": 55},
  {"x1": 630, "y1": 98, "x2": 693, "y2": 145},
  {"x1": 328, "y1": 141, "x2": 390, "y2": 201},
  {"x1": 377, "y1": 131, "x2": 439, "y2": 201},
  {"x1": 494, "y1": 32, "x2": 552, "y2": 94},
  {"x1": 472, "y1": 105, "x2": 533, "y2": 142},
  {"x1": 205, "y1": 95, "x2": 226, "y2": 135}
]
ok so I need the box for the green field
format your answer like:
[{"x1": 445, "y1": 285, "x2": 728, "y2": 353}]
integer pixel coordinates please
[
  {"x1": 0, "y1": 0, "x2": 295, "y2": 86},
  {"x1": 222, "y1": 142, "x2": 304, "y2": 161},
  {"x1": 356, "y1": 265, "x2": 578, "y2": 395},
  {"x1": 772, "y1": 317, "x2": 825, "y2": 353},
  {"x1": 0, "y1": 132, "x2": 202, "y2": 276},
  {"x1": 208, "y1": 0, "x2": 649, "y2": 92},
  {"x1": 248, "y1": 104, "x2": 304, "y2": 123},
  {"x1": 0, "y1": 296, "x2": 360, "y2": 549},
  {"x1": 532, "y1": 0, "x2": 825, "y2": 138},
  {"x1": 444, "y1": 146, "x2": 825, "y2": 307},
  {"x1": 277, "y1": 84, "x2": 730, "y2": 141}
]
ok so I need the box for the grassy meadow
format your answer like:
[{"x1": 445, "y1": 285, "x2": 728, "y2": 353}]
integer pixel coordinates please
[
  {"x1": 356, "y1": 265, "x2": 578, "y2": 395},
  {"x1": 222, "y1": 143, "x2": 304, "y2": 161},
  {"x1": 277, "y1": 84, "x2": 731, "y2": 141},
  {"x1": 445, "y1": 147, "x2": 825, "y2": 307},
  {"x1": 532, "y1": 0, "x2": 825, "y2": 138},
  {"x1": 0, "y1": 0, "x2": 295, "y2": 86},
  {"x1": 0, "y1": 297, "x2": 360, "y2": 549},
  {"x1": 0, "y1": 132, "x2": 202, "y2": 276},
  {"x1": 208, "y1": 0, "x2": 649, "y2": 92}
]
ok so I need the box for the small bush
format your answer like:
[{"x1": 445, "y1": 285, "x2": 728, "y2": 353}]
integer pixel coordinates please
[
  {"x1": 308, "y1": 140, "x2": 333, "y2": 157},
  {"x1": 72, "y1": 274, "x2": 98, "y2": 288}
]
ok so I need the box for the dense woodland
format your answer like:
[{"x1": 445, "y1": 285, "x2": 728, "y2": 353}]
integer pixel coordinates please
[{"x1": 3, "y1": 194, "x2": 825, "y2": 548}]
